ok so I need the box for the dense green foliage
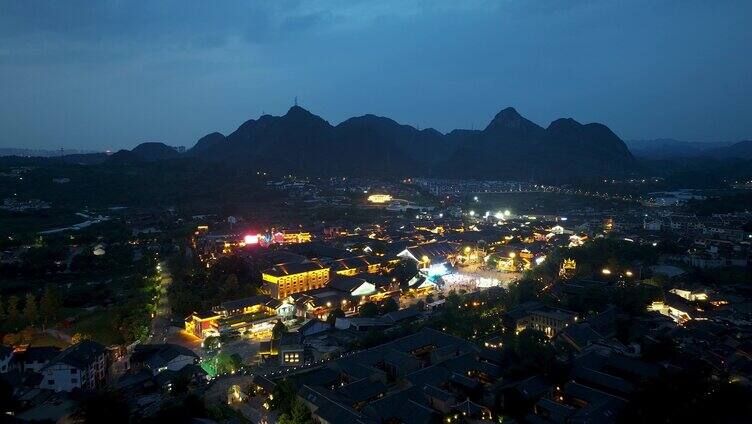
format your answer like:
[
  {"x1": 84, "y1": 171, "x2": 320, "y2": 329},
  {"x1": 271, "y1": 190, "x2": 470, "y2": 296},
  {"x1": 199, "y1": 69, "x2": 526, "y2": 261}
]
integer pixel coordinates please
[{"x1": 169, "y1": 255, "x2": 263, "y2": 319}]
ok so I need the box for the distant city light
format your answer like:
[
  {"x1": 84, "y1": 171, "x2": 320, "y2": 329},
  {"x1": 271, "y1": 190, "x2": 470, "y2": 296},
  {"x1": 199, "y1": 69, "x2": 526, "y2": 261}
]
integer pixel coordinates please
[
  {"x1": 244, "y1": 234, "x2": 259, "y2": 244},
  {"x1": 504, "y1": 210, "x2": 511, "y2": 216},
  {"x1": 473, "y1": 196, "x2": 479, "y2": 202},
  {"x1": 367, "y1": 194, "x2": 393, "y2": 203},
  {"x1": 469, "y1": 210, "x2": 475, "y2": 216},
  {"x1": 625, "y1": 270, "x2": 634, "y2": 277}
]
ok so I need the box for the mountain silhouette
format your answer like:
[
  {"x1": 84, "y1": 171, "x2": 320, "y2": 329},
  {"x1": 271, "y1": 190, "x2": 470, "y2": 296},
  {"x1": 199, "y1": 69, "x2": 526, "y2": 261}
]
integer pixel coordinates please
[{"x1": 153, "y1": 106, "x2": 636, "y2": 179}]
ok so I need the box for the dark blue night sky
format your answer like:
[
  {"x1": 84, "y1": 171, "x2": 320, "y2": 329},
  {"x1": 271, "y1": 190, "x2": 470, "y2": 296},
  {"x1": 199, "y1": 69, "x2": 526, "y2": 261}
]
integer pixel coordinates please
[{"x1": 1, "y1": 0, "x2": 750, "y2": 150}]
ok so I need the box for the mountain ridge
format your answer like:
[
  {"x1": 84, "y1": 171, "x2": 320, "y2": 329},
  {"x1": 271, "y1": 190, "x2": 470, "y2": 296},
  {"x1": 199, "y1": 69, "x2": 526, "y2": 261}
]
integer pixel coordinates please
[{"x1": 118, "y1": 106, "x2": 639, "y2": 180}]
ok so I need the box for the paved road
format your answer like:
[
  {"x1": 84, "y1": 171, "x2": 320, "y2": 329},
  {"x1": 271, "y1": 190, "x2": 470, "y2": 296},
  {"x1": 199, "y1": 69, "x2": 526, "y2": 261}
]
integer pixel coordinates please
[{"x1": 148, "y1": 261, "x2": 173, "y2": 344}]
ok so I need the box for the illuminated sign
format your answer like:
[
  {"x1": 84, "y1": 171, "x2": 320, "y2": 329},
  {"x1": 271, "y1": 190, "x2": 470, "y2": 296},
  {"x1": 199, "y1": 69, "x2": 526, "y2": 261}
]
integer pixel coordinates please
[{"x1": 244, "y1": 234, "x2": 260, "y2": 244}]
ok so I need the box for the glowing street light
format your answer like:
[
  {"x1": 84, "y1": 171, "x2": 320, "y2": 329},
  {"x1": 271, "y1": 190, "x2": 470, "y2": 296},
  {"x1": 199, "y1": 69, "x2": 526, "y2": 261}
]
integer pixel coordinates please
[
  {"x1": 625, "y1": 270, "x2": 634, "y2": 277},
  {"x1": 469, "y1": 210, "x2": 475, "y2": 216},
  {"x1": 602, "y1": 268, "x2": 611, "y2": 275}
]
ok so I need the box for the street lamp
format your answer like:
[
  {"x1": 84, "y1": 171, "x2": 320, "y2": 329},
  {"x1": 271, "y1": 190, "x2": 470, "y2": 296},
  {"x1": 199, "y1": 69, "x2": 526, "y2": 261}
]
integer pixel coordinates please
[{"x1": 602, "y1": 268, "x2": 611, "y2": 275}]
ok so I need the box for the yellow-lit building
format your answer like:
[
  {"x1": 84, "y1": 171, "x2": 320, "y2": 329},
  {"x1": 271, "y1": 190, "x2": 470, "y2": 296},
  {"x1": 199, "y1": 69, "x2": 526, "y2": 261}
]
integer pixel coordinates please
[
  {"x1": 184, "y1": 310, "x2": 221, "y2": 339},
  {"x1": 262, "y1": 261, "x2": 331, "y2": 299},
  {"x1": 282, "y1": 231, "x2": 312, "y2": 244},
  {"x1": 332, "y1": 256, "x2": 383, "y2": 276},
  {"x1": 559, "y1": 258, "x2": 577, "y2": 278},
  {"x1": 214, "y1": 295, "x2": 286, "y2": 317}
]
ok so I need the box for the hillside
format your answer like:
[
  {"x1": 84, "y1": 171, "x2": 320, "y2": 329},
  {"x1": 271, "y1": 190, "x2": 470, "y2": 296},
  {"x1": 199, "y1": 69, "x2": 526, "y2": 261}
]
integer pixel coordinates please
[{"x1": 123, "y1": 106, "x2": 638, "y2": 180}]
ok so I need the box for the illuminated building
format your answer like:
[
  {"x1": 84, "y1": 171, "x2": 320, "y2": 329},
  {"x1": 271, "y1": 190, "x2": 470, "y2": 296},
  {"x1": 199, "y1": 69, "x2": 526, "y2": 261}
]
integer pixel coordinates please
[
  {"x1": 262, "y1": 261, "x2": 331, "y2": 299},
  {"x1": 367, "y1": 194, "x2": 393, "y2": 204},
  {"x1": 397, "y1": 241, "x2": 458, "y2": 267},
  {"x1": 647, "y1": 292, "x2": 695, "y2": 324},
  {"x1": 214, "y1": 295, "x2": 294, "y2": 318},
  {"x1": 186, "y1": 296, "x2": 296, "y2": 339},
  {"x1": 184, "y1": 310, "x2": 221, "y2": 339},
  {"x1": 333, "y1": 256, "x2": 383, "y2": 276},
  {"x1": 504, "y1": 302, "x2": 577, "y2": 338},
  {"x1": 282, "y1": 231, "x2": 312, "y2": 244},
  {"x1": 329, "y1": 276, "x2": 376, "y2": 298},
  {"x1": 559, "y1": 258, "x2": 577, "y2": 278},
  {"x1": 258, "y1": 333, "x2": 304, "y2": 366},
  {"x1": 270, "y1": 230, "x2": 312, "y2": 244}
]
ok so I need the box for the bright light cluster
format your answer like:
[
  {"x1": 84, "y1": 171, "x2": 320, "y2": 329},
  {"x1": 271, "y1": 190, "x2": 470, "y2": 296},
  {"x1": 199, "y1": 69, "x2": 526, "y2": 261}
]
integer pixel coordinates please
[{"x1": 367, "y1": 194, "x2": 393, "y2": 203}]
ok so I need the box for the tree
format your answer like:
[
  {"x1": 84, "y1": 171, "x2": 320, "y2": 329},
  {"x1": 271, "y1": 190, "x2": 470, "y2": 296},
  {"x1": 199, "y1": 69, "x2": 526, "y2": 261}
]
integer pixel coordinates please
[
  {"x1": 6, "y1": 296, "x2": 20, "y2": 331},
  {"x1": 203, "y1": 336, "x2": 221, "y2": 350},
  {"x1": 211, "y1": 352, "x2": 241, "y2": 375},
  {"x1": 40, "y1": 284, "x2": 61, "y2": 326},
  {"x1": 270, "y1": 379, "x2": 297, "y2": 413},
  {"x1": 326, "y1": 308, "x2": 345, "y2": 325},
  {"x1": 0, "y1": 296, "x2": 5, "y2": 321},
  {"x1": 23, "y1": 293, "x2": 38, "y2": 326},
  {"x1": 279, "y1": 399, "x2": 315, "y2": 424},
  {"x1": 219, "y1": 273, "x2": 241, "y2": 300},
  {"x1": 359, "y1": 302, "x2": 378, "y2": 317},
  {"x1": 272, "y1": 319, "x2": 286, "y2": 340},
  {"x1": 382, "y1": 297, "x2": 399, "y2": 313}
]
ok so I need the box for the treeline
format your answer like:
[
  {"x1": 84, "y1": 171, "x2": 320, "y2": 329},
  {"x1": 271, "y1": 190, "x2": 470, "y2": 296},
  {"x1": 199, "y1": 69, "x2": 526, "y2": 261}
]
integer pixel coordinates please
[
  {"x1": 686, "y1": 192, "x2": 752, "y2": 216},
  {"x1": 169, "y1": 255, "x2": 264, "y2": 318},
  {"x1": 0, "y1": 157, "x2": 279, "y2": 212},
  {"x1": 0, "y1": 285, "x2": 62, "y2": 343},
  {"x1": 531, "y1": 237, "x2": 659, "y2": 283}
]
